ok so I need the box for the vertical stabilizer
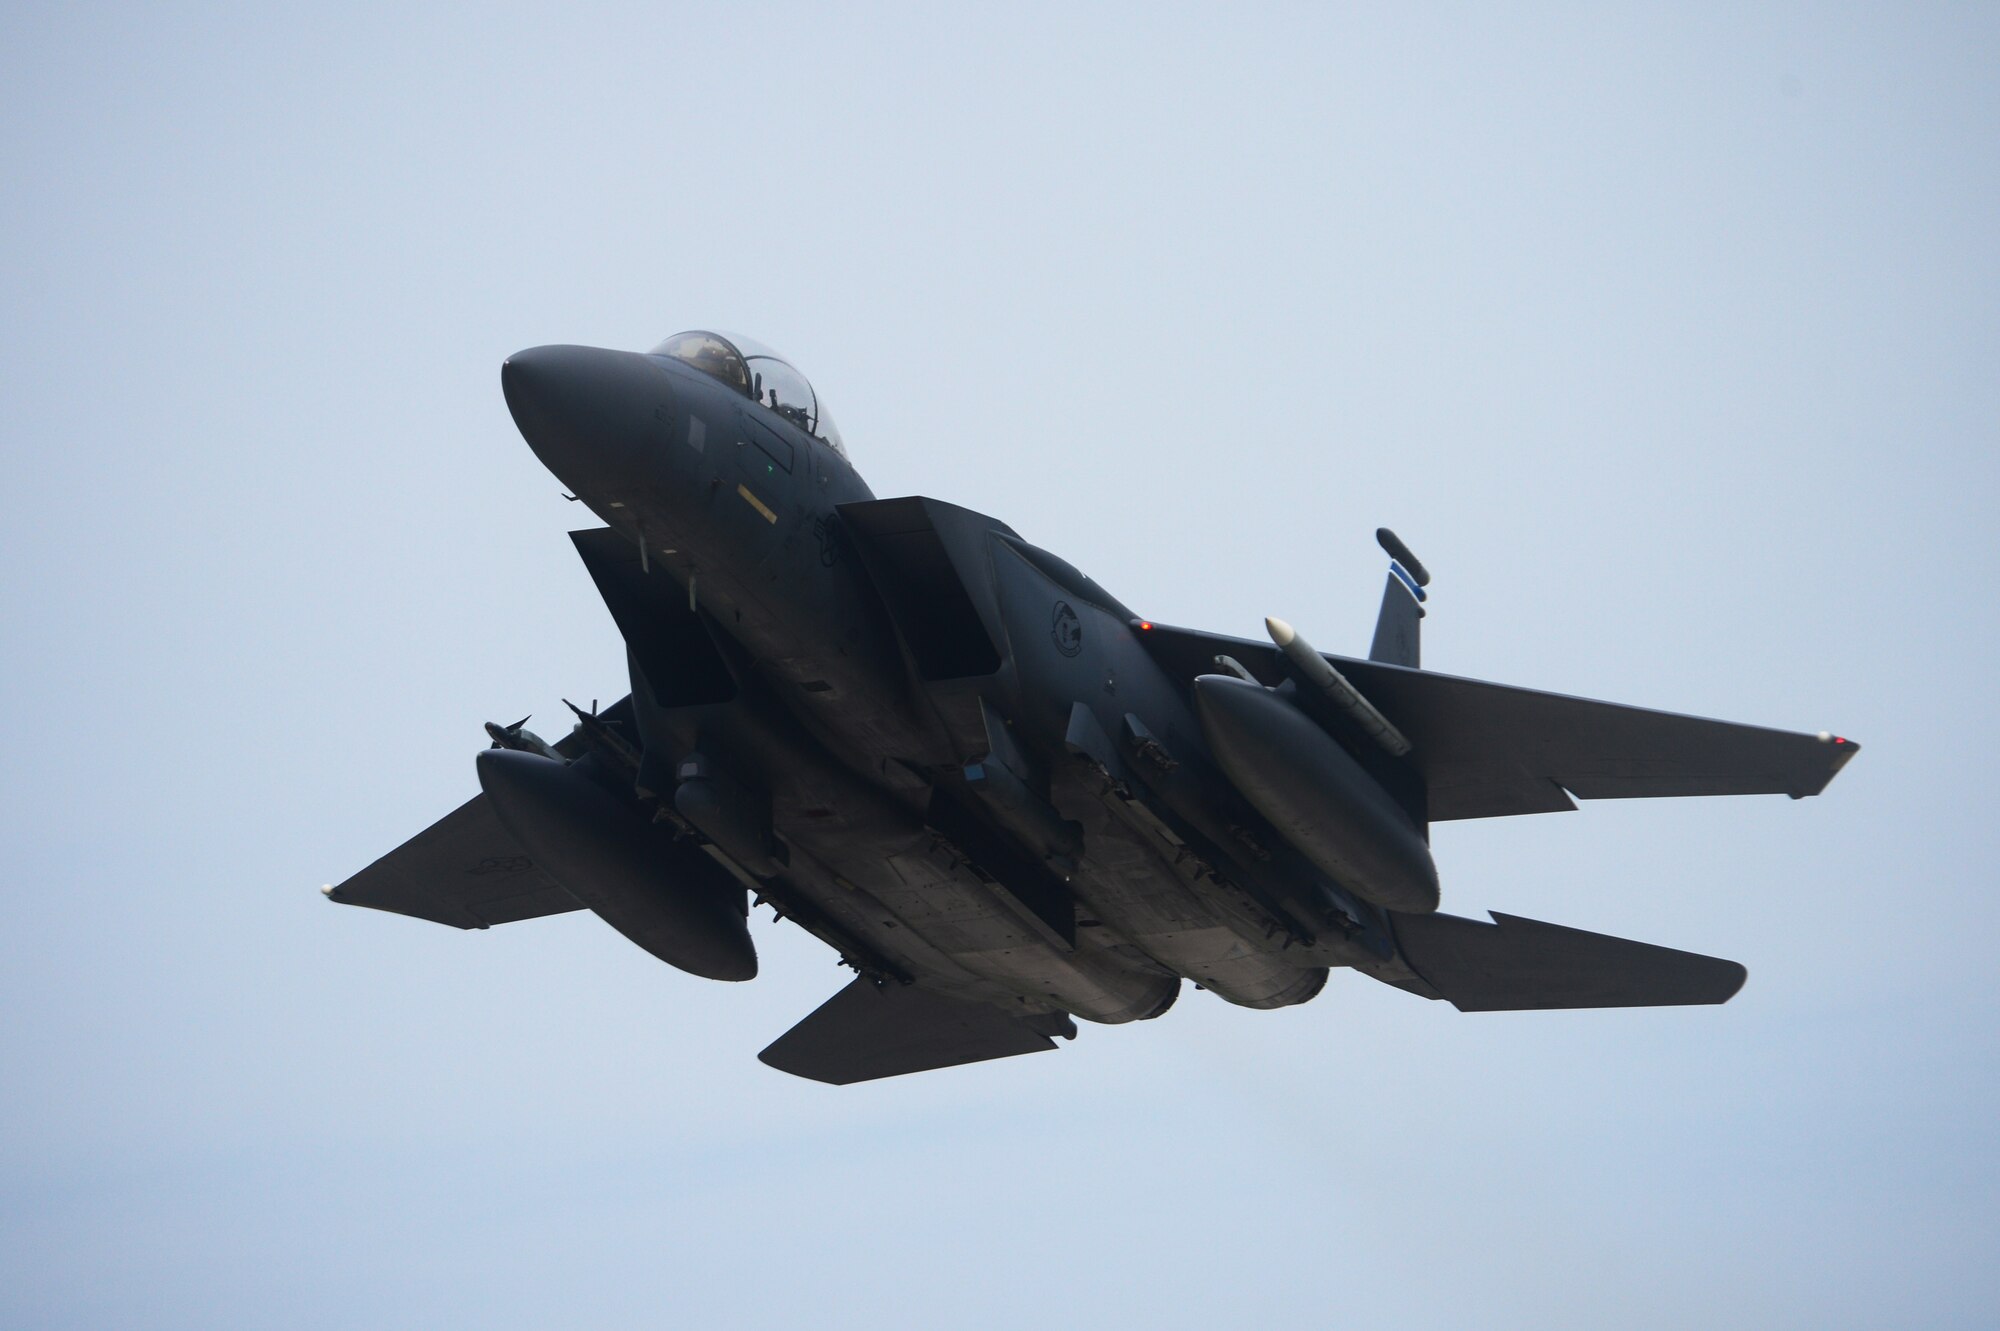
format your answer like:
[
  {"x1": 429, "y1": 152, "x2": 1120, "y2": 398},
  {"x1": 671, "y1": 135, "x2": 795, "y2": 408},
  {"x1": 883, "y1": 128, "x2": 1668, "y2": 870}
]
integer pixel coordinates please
[{"x1": 1369, "y1": 528, "x2": 1429, "y2": 667}]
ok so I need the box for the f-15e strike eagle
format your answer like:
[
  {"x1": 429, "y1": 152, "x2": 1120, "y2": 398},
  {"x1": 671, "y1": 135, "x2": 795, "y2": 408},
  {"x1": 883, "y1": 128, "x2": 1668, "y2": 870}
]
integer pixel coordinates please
[{"x1": 326, "y1": 331, "x2": 1858, "y2": 1084}]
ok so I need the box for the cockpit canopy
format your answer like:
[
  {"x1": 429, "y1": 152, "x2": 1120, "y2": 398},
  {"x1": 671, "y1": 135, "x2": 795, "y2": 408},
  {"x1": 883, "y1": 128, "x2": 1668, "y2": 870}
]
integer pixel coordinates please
[{"x1": 651, "y1": 330, "x2": 847, "y2": 457}]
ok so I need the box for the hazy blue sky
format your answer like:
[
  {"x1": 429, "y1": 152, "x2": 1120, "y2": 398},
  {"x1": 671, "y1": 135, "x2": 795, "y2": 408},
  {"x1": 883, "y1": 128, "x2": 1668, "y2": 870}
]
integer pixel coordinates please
[{"x1": 3, "y1": 4, "x2": 1995, "y2": 1327}]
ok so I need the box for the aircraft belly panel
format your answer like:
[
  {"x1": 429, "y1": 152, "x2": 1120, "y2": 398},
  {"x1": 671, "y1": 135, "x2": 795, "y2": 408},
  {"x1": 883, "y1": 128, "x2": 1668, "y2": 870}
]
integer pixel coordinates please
[
  {"x1": 767, "y1": 765, "x2": 1178, "y2": 1025},
  {"x1": 1047, "y1": 709, "x2": 1331, "y2": 1009},
  {"x1": 861, "y1": 846, "x2": 1176, "y2": 1024}
]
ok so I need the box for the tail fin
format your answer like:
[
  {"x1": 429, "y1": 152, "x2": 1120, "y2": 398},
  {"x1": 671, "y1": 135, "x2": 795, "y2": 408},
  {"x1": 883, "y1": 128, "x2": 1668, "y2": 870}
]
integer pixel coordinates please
[{"x1": 1370, "y1": 527, "x2": 1428, "y2": 668}]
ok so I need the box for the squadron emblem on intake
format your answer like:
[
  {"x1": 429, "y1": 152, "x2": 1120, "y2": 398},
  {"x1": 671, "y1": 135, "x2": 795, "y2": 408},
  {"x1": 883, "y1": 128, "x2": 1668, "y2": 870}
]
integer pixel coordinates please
[{"x1": 1051, "y1": 600, "x2": 1083, "y2": 657}]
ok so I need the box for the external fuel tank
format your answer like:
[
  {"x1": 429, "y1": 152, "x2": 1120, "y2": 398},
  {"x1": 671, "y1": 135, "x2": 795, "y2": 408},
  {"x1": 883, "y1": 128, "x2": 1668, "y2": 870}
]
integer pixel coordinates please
[
  {"x1": 1192, "y1": 674, "x2": 1440, "y2": 915},
  {"x1": 476, "y1": 749, "x2": 758, "y2": 980}
]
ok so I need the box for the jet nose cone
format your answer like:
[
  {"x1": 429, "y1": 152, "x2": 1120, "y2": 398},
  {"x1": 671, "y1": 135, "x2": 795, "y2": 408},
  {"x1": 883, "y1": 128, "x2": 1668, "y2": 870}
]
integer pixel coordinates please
[
  {"x1": 499, "y1": 344, "x2": 571, "y2": 441},
  {"x1": 500, "y1": 345, "x2": 673, "y2": 499}
]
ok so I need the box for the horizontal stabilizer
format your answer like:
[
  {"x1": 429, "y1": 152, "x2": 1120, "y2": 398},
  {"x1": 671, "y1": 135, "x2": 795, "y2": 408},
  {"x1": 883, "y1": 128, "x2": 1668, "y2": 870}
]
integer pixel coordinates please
[
  {"x1": 1392, "y1": 910, "x2": 1746, "y2": 1011},
  {"x1": 759, "y1": 977, "x2": 1061, "y2": 1084},
  {"x1": 325, "y1": 793, "x2": 582, "y2": 929}
]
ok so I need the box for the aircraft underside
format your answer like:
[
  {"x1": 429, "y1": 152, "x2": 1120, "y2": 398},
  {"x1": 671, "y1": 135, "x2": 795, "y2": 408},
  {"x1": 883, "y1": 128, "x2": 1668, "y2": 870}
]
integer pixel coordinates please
[{"x1": 325, "y1": 335, "x2": 1856, "y2": 1083}]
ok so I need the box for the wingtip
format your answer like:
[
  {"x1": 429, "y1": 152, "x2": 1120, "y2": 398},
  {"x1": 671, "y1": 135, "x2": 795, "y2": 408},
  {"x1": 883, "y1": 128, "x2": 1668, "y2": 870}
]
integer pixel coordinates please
[{"x1": 1818, "y1": 731, "x2": 1862, "y2": 783}]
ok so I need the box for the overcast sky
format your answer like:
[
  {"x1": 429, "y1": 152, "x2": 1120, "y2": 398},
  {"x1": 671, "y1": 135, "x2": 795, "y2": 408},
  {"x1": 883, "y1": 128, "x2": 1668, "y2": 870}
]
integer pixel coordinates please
[{"x1": 3, "y1": 4, "x2": 1996, "y2": 1327}]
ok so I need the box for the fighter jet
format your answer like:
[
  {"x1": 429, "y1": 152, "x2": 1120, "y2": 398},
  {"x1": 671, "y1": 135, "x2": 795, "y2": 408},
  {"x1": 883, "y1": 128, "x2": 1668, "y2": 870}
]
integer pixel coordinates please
[{"x1": 325, "y1": 331, "x2": 1858, "y2": 1084}]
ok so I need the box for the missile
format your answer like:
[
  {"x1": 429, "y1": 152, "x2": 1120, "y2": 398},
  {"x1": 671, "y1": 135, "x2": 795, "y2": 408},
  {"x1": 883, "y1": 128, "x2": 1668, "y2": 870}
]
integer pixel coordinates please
[
  {"x1": 1265, "y1": 617, "x2": 1411, "y2": 757},
  {"x1": 563, "y1": 698, "x2": 642, "y2": 774},
  {"x1": 1193, "y1": 673, "x2": 1439, "y2": 914},
  {"x1": 484, "y1": 716, "x2": 562, "y2": 760},
  {"x1": 475, "y1": 749, "x2": 757, "y2": 980}
]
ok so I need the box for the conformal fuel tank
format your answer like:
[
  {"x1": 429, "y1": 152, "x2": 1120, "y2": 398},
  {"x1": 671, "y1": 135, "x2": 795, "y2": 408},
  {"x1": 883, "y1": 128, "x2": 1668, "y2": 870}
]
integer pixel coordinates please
[
  {"x1": 1192, "y1": 674, "x2": 1439, "y2": 914},
  {"x1": 476, "y1": 749, "x2": 758, "y2": 980}
]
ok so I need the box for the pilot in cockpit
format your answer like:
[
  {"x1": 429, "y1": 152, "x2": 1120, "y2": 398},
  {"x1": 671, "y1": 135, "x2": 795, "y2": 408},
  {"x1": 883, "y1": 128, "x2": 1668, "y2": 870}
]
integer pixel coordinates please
[
  {"x1": 656, "y1": 331, "x2": 750, "y2": 396},
  {"x1": 652, "y1": 330, "x2": 847, "y2": 459}
]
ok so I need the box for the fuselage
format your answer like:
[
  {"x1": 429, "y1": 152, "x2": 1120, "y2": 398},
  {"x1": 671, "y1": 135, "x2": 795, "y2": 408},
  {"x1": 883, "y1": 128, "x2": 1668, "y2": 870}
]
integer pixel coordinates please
[{"x1": 499, "y1": 342, "x2": 1429, "y2": 1023}]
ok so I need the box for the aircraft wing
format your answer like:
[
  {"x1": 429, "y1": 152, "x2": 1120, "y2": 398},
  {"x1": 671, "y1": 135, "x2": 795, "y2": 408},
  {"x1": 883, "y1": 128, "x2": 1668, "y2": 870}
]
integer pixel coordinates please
[
  {"x1": 325, "y1": 792, "x2": 584, "y2": 929},
  {"x1": 1136, "y1": 623, "x2": 1858, "y2": 821},
  {"x1": 759, "y1": 977, "x2": 1064, "y2": 1084}
]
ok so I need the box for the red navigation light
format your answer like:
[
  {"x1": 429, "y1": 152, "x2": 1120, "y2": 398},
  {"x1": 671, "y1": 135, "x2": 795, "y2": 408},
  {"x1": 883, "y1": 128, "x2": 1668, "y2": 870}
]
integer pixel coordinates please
[{"x1": 1139, "y1": 621, "x2": 1153, "y2": 631}]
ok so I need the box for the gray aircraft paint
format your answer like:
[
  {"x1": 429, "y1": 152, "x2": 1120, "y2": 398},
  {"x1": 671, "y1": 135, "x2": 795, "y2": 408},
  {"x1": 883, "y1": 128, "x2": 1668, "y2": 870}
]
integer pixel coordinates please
[{"x1": 329, "y1": 333, "x2": 1854, "y2": 1083}]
